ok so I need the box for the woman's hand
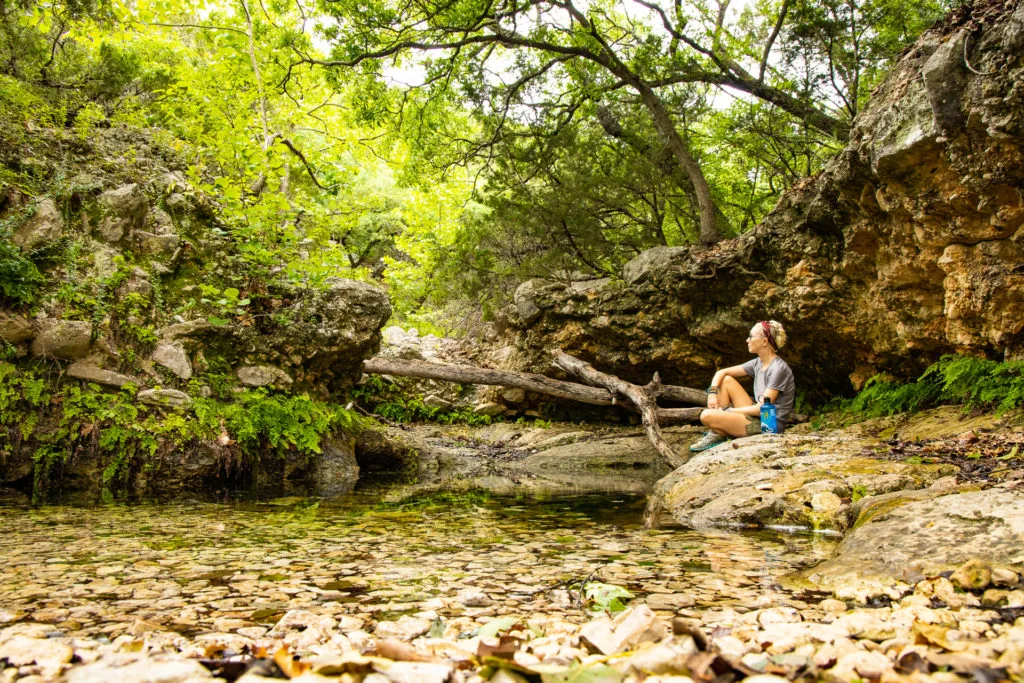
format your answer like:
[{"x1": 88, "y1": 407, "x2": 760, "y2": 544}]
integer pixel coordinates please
[{"x1": 707, "y1": 393, "x2": 720, "y2": 409}]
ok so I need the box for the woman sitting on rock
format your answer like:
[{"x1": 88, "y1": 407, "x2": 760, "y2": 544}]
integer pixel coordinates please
[{"x1": 689, "y1": 320, "x2": 795, "y2": 453}]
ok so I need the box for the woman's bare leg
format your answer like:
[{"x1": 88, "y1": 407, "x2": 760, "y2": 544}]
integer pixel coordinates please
[
  {"x1": 719, "y1": 375, "x2": 754, "y2": 409},
  {"x1": 700, "y1": 376, "x2": 756, "y2": 438}
]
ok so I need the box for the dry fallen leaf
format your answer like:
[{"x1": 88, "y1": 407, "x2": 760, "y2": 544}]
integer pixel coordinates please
[
  {"x1": 273, "y1": 645, "x2": 312, "y2": 678},
  {"x1": 375, "y1": 638, "x2": 435, "y2": 662},
  {"x1": 912, "y1": 621, "x2": 967, "y2": 651}
]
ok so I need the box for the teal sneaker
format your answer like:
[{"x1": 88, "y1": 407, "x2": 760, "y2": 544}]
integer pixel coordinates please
[{"x1": 689, "y1": 431, "x2": 727, "y2": 452}]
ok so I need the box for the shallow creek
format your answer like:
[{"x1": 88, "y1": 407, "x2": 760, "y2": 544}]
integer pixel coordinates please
[{"x1": 0, "y1": 487, "x2": 840, "y2": 643}]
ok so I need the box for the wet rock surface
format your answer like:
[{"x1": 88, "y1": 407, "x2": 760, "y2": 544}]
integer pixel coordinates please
[{"x1": 800, "y1": 486, "x2": 1024, "y2": 602}]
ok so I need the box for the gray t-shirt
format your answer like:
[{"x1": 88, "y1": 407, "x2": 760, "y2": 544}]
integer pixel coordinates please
[{"x1": 741, "y1": 356, "x2": 796, "y2": 429}]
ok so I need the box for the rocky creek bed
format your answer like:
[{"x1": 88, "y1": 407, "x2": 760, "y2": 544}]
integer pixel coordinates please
[{"x1": 1, "y1": 407, "x2": 1023, "y2": 682}]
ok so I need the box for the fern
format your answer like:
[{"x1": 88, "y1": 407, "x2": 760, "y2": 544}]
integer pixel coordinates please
[{"x1": 833, "y1": 354, "x2": 1024, "y2": 417}]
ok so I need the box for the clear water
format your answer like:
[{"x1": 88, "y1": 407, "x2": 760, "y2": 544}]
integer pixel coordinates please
[{"x1": 0, "y1": 490, "x2": 839, "y2": 641}]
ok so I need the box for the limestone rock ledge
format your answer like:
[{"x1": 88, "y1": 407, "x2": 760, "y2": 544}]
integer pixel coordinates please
[
  {"x1": 649, "y1": 433, "x2": 955, "y2": 533},
  {"x1": 510, "y1": 1, "x2": 1024, "y2": 398},
  {"x1": 794, "y1": 486, "x2": 1024, "y2": 602}
]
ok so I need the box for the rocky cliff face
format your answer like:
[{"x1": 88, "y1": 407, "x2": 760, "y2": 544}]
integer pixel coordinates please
[
  {"x1": 510, "y1": 0, "x2": 1024, "y2": 399},
  {"x1": 0, "y1": 125, "x2": 389, "y2": 497},
  {"x1": 0, "y1": 127, "x2": 389, "y2": 398}
]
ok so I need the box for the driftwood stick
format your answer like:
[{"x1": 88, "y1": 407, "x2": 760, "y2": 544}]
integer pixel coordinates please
[{"x1": 551, "y1": 350, "x2": 689, "y2": 470}]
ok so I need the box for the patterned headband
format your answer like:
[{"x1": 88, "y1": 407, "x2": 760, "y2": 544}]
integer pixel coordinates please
[{"x1": 758, "y1": 320, "x2": 778, "y2": 351}]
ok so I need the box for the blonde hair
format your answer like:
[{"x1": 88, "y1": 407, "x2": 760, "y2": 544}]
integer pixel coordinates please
[{"x1": 767, "y1": 320, "x2": 787, "y2": 349}]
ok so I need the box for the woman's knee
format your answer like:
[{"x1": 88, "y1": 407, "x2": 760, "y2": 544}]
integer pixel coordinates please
[
  {"x1": 721, "y1": 375, "x2": 740, "y2": 389},
  {"x1": 699, "y1": 409, "x2": 714, "y2": 426}
]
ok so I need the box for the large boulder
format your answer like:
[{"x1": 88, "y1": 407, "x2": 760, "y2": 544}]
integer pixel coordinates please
[
  {"x1": 95, "y1": 183, "x2": 149, "y2": 243},
  {"x1": 650, "y1": 432, "x2": 955, "y2": 532},
  {"x1": 12, "y1": 198, "x2": 64, "y2": 251},
  {"x1": 797, "y1": 487, "x2": 1024, "y2": 601},
  {"x1": 30, "y1": 319, "x2": 92, "y2": 360},
  {"x1": 237, "y1": 277, "x2": 391, "y2": 390},
  {"x1": 510, "y1": 4, "x2": 1024, "y2": 398},
  {"x1": 313, "y1": 435, "x2": 360, "y2": 497},
  {"x1": 0, "y1": 312, "x2": 34, "y2": 345}
]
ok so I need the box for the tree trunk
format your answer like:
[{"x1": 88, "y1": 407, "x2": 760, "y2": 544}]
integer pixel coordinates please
[
  {"x1": 550, "y1": 350, "x2": 690, "y2": 470},
  {"x1": 634, "y1": 83, "x2": 722, "y2": 245}
]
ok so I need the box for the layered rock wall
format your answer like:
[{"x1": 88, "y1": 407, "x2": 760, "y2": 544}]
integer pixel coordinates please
[{"x1": 511, "y1": 0, "x2": 1024, "y2": 398}]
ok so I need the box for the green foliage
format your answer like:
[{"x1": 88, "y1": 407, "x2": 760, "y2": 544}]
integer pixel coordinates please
[
  {"x1": 0, "y1": 362, "x2": 363, "y2": 497},
  {"x1": 193, "y1": 389, "x2": 361, "y2": 456},
  {"x1": 831, "y1": 355, "x2": 1024, "y2": 418},
  {"x1": 0, "y1": 230, "x2": 43, "y2": 307},
  {"x1": 583, "y1": 582, "x2": 633, "y2": 615}
]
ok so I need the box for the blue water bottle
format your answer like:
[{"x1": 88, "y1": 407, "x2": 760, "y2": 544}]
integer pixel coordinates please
[{"x1": 760, "y1": 397, "x2": 778, "y2": 434}]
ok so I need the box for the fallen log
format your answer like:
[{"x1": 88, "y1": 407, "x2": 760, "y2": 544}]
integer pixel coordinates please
[
  {"x1": 552, "y1": 350, "x2": 690, "y2": 470},
  {"x1": 362, "y1": 357, "x2": 707, "y2": 408},
  {"x1": 363, "y1": 357, "x2": 616, "y2": 405}
]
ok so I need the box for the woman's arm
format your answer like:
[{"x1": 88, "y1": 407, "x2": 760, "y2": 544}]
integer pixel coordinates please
[
  {"x1": 725, "y1": 388, "x2": 779, "y2": 416},
  {"x1": 710, "y1": 365, "x2": 748, "y2": 389},
  {"x1": 707, "y1": 365, "x2": 749, "y2": 408}
]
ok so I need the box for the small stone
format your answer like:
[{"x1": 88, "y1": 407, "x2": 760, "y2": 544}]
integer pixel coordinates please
[
  {"x1": 810, "y1": 492, "x2": 843, "y2": 514},
  {"x1": 982, "y1": 589, "x2": 1009, "y2": 607},
  {"x1": 63, "y1": 653, "x2": 214, "y2": 683},
  {"x1": 13, "y1": 198, "x2": 64, "y2": 251},
  {"x1": 741, "y1": 652, "x2": 771, "y2": 672},
  {"x1": 456, "y1": 588, "x2": 492, "y2": 607},
  {"x1": 500, "y1": 388, "x2": 527, "y2": 404},
  {"x1": 993, "y1": 568, "x2": 1020, "y2": 587},
  {"x1": 819, "y1": 599, "x2": 847, "y2": 614},
  {"x1": 472, "y1": 402, "x2": 504, "y2": 417},
  {"x1": 645, "y1": 593, "x2": 697, "y2": 611},
  {"x1": 0, "y1": 312, "x2": 34, "y2": 345},
  {"x1": 373, "y1": 661, "x2": 453, "y2": 683},
  {"x1": 950, "y1": 559, "x2": 992, "y2": 591},
  {"x1": 135, "y1": 231, "x2": 179, "y2": 258},
  {"x1": 830, "y1": 650, "x2": 893, "y2": 680},
  {"x1": 237, "y1": 365, "x2": 293, "y2": 388},
  {"x1": 30, "y1": 320, "x2": 92, "y2": 360},
  {"x1": 67, "y1": 362, "x2": 141, "y2": 388},
  {"x1": 156, "y1": 320, "x2": 212, "y2": 341},
  {"x1": 579, "y1": 606, "x2": 668, "y2": 655},
  {"x1": 373, "y1": 616, "x2": 432, "y2": 641},
  {"x1": 423, "y1": 395, "x2": 454, "y2": 411},
  {"x1": 96, "y1": 184, "x2": 148, "y2": 243},
  {"x1": 0, "y1": 636, "x2": 73, "y2": 676},
  {"x1": 137, "y1": 390, "x2": 192, "y2": 409},
  {"x1": 152, "y1": 342, "x2": 193, "y2": 380},
  {"x1": 756, "y1": 607, "x2": 801, "y2": 626}
]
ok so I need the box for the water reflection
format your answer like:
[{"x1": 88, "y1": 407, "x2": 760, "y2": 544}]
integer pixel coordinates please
[{"x1": 0, "y1": 491, "x2": 839, "y2": 641}]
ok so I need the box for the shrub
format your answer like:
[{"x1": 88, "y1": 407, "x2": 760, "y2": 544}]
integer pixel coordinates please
[{"x1": 0, "y1": 225, "x2": 43, "y2": 307}]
